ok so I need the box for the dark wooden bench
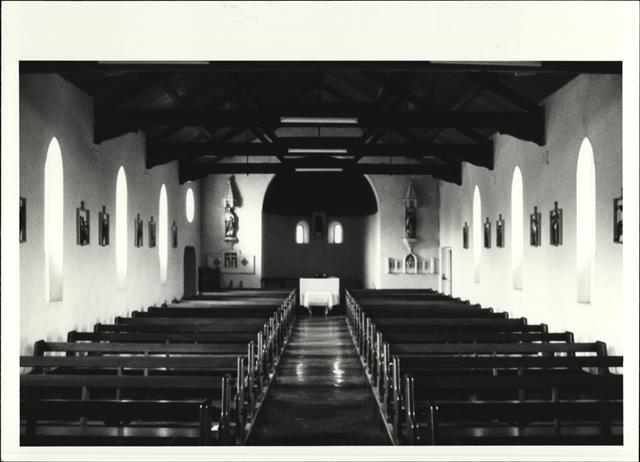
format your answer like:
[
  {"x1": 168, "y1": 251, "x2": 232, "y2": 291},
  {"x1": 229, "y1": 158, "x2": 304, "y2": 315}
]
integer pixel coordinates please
[
  {"x1": 402, "y1": 372, "x2": 623, "y2": 444},
  {"x1": 418, "y1": 399, "x2": 623, "y2": 445},
  {"x1": 21, "y1": 398, "x2": 217, "y2": 446},
  {"x1": 68, "y1": 331, "x2": 258, "y2": 343}
]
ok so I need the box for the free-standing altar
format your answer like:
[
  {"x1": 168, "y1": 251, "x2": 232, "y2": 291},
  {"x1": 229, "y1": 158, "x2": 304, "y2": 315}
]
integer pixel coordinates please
[{"x1": 299, "y1": 277, "x2": 340, "y2": 315}]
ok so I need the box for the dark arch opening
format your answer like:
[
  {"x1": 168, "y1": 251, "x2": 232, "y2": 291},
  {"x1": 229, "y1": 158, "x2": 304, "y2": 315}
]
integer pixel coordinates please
[
  {"x1": 263, "y1": 172, "x2": 377, "y2": 216},
  {"x1": 183, "y1": 246, "x2": 197, "y2": 298}
]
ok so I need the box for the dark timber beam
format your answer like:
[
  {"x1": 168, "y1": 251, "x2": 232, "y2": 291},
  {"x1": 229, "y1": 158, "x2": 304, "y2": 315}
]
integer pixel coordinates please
[
  {"x1": 178, "y1": 160, "x2": 462, "y2": 184},
  {"x1": 147, "y1": 140, "x2": 492, "y2": 168},
  {"x1": 95, "y1": 108, "x2": 543, "y2": 142},
  {"x1": 21, "y1": 61, "x2": 622, "y2": 74}
]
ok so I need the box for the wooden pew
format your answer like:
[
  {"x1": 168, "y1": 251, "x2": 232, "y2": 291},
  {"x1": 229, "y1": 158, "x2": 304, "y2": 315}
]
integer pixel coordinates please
[
  {"x1": 21, "y1": 374, "x2": 234, "y2": 444},
  {"x1": 344, "y1": 290, "x2": 624, "y2": 446},
  {"x1": 420, "y1": 399, "x2": 623, "y2": 445},
  {"x1": 21, "y1": 398, "x2": 215, "y2": 446}
]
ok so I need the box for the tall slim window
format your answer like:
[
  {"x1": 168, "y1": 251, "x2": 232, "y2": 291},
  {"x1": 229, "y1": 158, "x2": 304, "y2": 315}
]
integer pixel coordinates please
[
  {"x1": 295, "y1": 220, "x2": 309, "y2": 244},
  {"x1": 511, "y1": 167, "x2": 524, "y2": 290},
  {"x1": 328, "y1": 221, "x2": 343, "y2": 244},
  {"x1": 185, "y1": 187, "x2": 195, "y2": 223},
  {"x1": 44, "y1": 137, "x2": 63, "y2": 302},
  {"x1": 159, "y1": 184, "x2": 168, "y2": 284},
  {"x1": 576, "y1": 138, "x2": 596, "y2": 303},
  {"x1": 115, "y1": 166, "x2": 128, "y2": 289},
  {"x1": 472, "y1": 186, "x2": 482, "y2": 283}
]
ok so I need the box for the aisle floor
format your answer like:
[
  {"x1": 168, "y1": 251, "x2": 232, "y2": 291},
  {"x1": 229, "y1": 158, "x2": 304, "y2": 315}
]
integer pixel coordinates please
[{"x1": 246, "y1": 313, "x2": 391, "y2": 445}]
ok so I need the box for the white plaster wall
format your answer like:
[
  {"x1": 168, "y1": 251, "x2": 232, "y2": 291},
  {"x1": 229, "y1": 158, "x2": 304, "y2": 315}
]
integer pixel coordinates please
[
  {"x1": 367, "y1": 175, "x2": 441, "y2": 289},
  {"x1": 439, "y1": 74, "x2": 623, "y2": 354},
  {"x1": 19, "y1": 74, "x2": 201, "y2": 354},
  {"x1": 200, "y1": 174, "x2": 273, "y2": 288}
]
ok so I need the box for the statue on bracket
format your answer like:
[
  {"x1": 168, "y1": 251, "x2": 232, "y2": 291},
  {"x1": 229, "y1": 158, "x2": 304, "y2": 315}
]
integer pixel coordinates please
[
  {"x1": 404, "y1": 182, "x2": 418, "y2": 240},
  {"x1": 223, "y1": 176, "x2": 238, "y2": 243}
]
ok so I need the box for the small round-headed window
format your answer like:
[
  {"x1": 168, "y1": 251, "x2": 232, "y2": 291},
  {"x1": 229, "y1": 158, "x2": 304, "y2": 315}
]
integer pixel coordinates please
[
  {"x1": 328, "y1": 221, "x2": 343, "y2": 244},
  {"x1": 44, "y1": 137, "x2": 64, "y2": 302},
  {"x1": 115, "y1": 166, "x2": 128, "y2": 289},
  {"x1": 185, "y1": 187, "x2": 195, "y2": 223},
  {"x1": 472, "y1": 186, "x2": 482, "y2": 283},
  {"x1": 295, "y1": 220, "x2": 310, "y2": 244},
  {"x1": 159, "y1": 185, "x2": 168, "y2": 284}
]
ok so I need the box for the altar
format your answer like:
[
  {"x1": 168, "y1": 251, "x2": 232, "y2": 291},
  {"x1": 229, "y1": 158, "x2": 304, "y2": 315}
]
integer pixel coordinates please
[{"x1": 299, "y1": 277, "x2": 340, "y2": 315}]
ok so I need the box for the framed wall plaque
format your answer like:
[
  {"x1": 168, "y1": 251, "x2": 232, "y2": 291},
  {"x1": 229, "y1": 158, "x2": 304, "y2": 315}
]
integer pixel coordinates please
[
  {"x1": 613, "y1": 195, "x2": 622, "y2": 244},
  {"x1": 311, "y1": 212, "x2": 326, "y2": 239},
  {"x1": 134, "y1": 214, "x2": 143, "y2": 247},
  {"x1": 483, "y1": 217, "x2": 491, "y2": 249},
  {"x1": 98, "y1": 205, "x2": 110, "y2": 246},
  {"x1": 172, "y1": 221, "x2": 178, "y2": 248},
  {"x1": 530, "y1": 206, "x2": 541, "y2": 247},
  {"x1": 549, "y1": 201, "x2": 563, "y2": 246},
  {"x1": 19, "y1": 197, "x2": 27, "y2": 243},
  {"x1": 496, "y1": 214, "x2": 505, "y2": 248},
  {"x1": 76, "y1": 201, "x2": 90, "y2": 246},
  {"x1": 463, "y1": 222, "x2": 469, "y2": 249},
  {"x1": 148, "y1": 216, "x2": 156, "y2": 248}
]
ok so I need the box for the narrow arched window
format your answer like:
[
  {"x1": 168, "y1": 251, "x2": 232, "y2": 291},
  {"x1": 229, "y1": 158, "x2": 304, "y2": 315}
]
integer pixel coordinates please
[
  {"x1": 576, "y1": 138, "x2": 596, "y2": 303},
  {"x1": 511, "y1": 167, "x2": 524, "y2": 290},
  {"x1": 159, "y1": 184, "x2": 168, "y2": 284},
  {"x1": 44, "y1": 137, "x2": 64, "y2": 301},
  {"x1": 328, "y1": 221, "x2": 343, "y2": 244},
  {"x1": 185, "y1": 187, "x2": 195, "y2": 223},
  {"x1": 472, "y1": 186, "x2": 482, "y2": 283},
  {"x1": 295, "y1": 220, "x2": 310, "y2": 244},
  {"x1": 115, "y1": 166, "x2": 128, "y2": 289}
]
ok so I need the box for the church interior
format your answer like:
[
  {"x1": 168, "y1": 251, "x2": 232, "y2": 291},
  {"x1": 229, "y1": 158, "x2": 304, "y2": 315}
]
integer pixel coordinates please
[{"x1": 3, "y1": 3, "x2": 638, "y2": 461}]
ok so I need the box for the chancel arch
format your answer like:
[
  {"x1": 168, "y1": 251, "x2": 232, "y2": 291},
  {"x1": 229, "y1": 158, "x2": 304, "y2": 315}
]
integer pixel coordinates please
[{"x1": 262, "y1": 172, "x2": 377, "y2": 285}]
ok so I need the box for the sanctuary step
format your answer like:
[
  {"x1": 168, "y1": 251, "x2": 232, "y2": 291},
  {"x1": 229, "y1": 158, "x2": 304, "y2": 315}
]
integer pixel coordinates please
[{"x1": 246, "y1": 314, "x2": 391, "y2": 445}]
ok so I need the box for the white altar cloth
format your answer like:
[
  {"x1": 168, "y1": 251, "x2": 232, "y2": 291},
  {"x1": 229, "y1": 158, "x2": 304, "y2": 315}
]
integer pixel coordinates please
[{"x1": 299, "y1": 278, "x2": 340, "y2": 315}]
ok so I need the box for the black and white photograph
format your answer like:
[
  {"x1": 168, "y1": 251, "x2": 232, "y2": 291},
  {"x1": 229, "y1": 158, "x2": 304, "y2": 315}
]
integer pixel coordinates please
[
  {"x1": 3, "y1": 3, "x2": 637, "y2": 462},
  {"x1": 496, "y1": 214, "x2": 505, "y2": 248},
  {"x1": 19, "y1": 197, "x2": 26, "y2": 243},
  {"x1": 550, "y1": 201, "x2": 563, "y2": 246},
  {"x1": 98, "y1": 205, "x2": 109, "y2": 247},
  {"x1": 134, "y1": 213, "x2": 143, "y2": 248},
  {"x1": 530, "y1": 206, "x2": 541, "y2": 247},
  {"x1": 148, "y1": 216, "x2": 156, "y2": 248},
  {"x1": 76, "y1": 201, "x2": 90, "y2": 246}
]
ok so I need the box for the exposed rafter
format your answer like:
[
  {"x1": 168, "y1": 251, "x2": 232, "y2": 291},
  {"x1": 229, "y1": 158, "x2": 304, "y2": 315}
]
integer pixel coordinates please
[
  {"x1": 23, "y1": 61, "x2": 623, "y2": 74},
  {"x1": 178, "y1": 159, "x2": 462, "y2": 184}
]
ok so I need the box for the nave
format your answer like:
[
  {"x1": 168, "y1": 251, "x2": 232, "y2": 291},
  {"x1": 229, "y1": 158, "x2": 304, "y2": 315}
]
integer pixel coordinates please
[{"x1": 19, "y1": 287, "x2": 623, "y2": 446}]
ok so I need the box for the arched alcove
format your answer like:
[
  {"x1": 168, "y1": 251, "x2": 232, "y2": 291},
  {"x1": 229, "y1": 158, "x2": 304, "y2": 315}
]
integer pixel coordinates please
[{"x1": 262, "y1": 172, "x2": 377, "y2": 286}]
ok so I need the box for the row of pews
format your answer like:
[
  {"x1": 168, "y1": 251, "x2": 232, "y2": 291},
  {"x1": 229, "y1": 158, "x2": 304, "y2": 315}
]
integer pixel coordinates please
[
  {"x1": 346, "y1": 288, "x2": 623, "y2": 445},
  {"x1": 20, "y1": 289, "x2": 297, "y2": 446}
]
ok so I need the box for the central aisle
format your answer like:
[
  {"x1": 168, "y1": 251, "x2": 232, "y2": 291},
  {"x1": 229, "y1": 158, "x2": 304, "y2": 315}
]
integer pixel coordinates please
[{"x1": 246, "y1": 314, "x2": 391, "y2": 445}]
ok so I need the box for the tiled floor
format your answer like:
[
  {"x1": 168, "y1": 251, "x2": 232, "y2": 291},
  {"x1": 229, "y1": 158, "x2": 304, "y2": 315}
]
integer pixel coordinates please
[{"x1": 246, "y1": 313, "x2": 391, "y2": 445}]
